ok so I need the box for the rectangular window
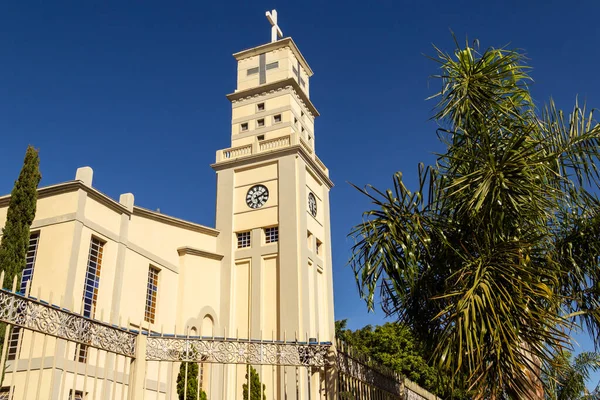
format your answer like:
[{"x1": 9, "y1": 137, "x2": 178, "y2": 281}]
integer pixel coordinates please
[
  {"x1": 69, "y1": 390, "x2": 85, "y2": 400},
  {"x1": 294, "y1": 117, "x2": 298, "y2": 125},
  {"x1": 292, "y1": 66, "x2": 298, "y2": 77},
  {"x1": 316, "y1": 239, "x2": 323, "y2": 256},
  {"x1": 247, "y1": 67, "x2": 259, "y2": 76},
  {"x1": 273, "y1": 114, "x2": 282, "y2": 124},
  {"x1": 237, "y1": 231, "x2": 251, "y2": 248},
  {"x1": 300, "y1": 77, "x2": 306, "y2": 87},
  {"x1": 8, "y1": 232, "x2": 40, "y2": 361},
  {"x1": 266, "y1": 61, "x2": 279, "y2": 70},
  {"x1": 240, "y1": 122, "x2": 249, "y2": 132},
  {"x1": 144, "y1": 266, "x2": 159, "y2": 324},
  {"x1": 257, "y1": 118, "x2": 265, "y2": 128},
  {"x1": 78, "y1": 237, "x2": 104, "y2": 362},
  {"x1": 265, "y1": 227, "x2": 279, "y2": 244},
  {"x1": 257, "y1": 102, "x2": 265, "y2": 112},
  {"x1": 307, "y1": 231, "x2": 313, "y2": 250},
  {"x1": 0, "y1": 387, "x2": 11, "y2": 400}
]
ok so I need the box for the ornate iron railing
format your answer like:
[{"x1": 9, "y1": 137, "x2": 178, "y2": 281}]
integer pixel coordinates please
[
  {"x1": 0, "y1": 289, "x2": 137, "y2": 357},
  {"x1": 146, "y1": 335, "x2": 330, "y2": 367}
]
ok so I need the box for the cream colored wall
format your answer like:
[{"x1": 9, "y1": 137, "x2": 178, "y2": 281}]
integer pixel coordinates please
[
  {"x1": 262, "y1": 254, "x2": 279, "y2": 339},
  {"x1": 178, "y1": 254, "x2": 221, "y2": 330},
  {"x1": 0, "y1": 191, "x2": 78, "y2": 227},
  {"x1": 30, "y1": 222, "x2": 77, "y2": 299},
  {"x1": 233, "y1": 259, "x2": 251, "y2": 338},
  {"x1": 119, "y1": 249, "x2": 179, "y2": 328},
  {"x1": 84, "y1": 197, "x2": 122, "y2": 236},
  {"x1": 35, "y1": 191, "x2": 79, "y2": 220},
  {"x1": 128, "y1": 215, "x2": 218, "y2": 267}
]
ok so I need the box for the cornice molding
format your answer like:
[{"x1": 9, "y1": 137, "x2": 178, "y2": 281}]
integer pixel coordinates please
[
  {"x1": 0, "y1": 181, "x2": 131, "y2": 216},
  {"x1": 211, "y1": 146, "x2": 334, "y2": 189},
  {"x1": 177, "y1": 246, "x2": 224, "y2": 261},
  {"x1": 227, "y1": 79, "x2": 319, "y2": 118},
  {"x1": 133, "y1": 206, "x2": 220, "y2": 237}
]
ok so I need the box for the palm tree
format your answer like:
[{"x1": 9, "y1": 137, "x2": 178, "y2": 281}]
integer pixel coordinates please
[
  {"x1": 543, "y1": 351, "x2": 600, "y2": 399},
  {"x1": 349, "y1": 38, "x2": 600, "y2": 398}
]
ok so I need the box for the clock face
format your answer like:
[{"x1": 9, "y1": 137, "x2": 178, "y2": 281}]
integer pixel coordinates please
[
  {"x1": 246, "y1": 185, "x2": 269, "y2": 209},
  {"x1": 308, "y1": 192, "x2": 317, "y2": 217}
]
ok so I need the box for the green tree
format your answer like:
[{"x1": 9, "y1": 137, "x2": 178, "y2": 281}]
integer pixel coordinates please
[
  {"x1": 176, "y1": 361, "x2": 207, "y2": 400},
  {"x1": 0, "y1": 145, "x2": 41, "y2": 288},
  {"x1": 349, "y1": 38, "x2": 600, "y2": 398},
  {"x1": 0, "y1": 146, "x2": 41, "y2": 348},
  {"x1": 543, "y1": 351, "x2": 600, "y2": 400},
  {"x1": 242, "y1": 365, "x2": 266, "y2": 400},
  {"x1": 336, "y1": 321, "x2": 470, "y2": 399}
]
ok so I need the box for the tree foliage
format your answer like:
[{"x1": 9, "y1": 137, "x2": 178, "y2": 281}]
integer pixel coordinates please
[
  {"x1": 0, "y1": 145, "x2": 41, "y2": 288},
  {"x1": 176, "y1": 361, "x2": 207, "y2": 400},
  {"x1": 242, "y1": 365, "x2": 266, "y2": 400},
  {"x1": 336, "y1": 320, "x2": 471, "y2": 399},
  {"x1": 349, "y1": 37, "x2": 600, "y2": 398},
  {"x1": 543, "y1": 351, "x2": 600, "y2": 400}
]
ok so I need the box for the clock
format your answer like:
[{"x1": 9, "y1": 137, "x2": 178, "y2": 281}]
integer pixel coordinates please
[
  {"x1": 308, "y1": 192, "x2": 317, "y2": 217},
  {"x1": 246, "y1": 185, "x2": 269, "y2": 209}
]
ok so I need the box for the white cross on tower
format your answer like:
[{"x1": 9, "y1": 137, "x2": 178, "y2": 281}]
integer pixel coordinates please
[{"x1": 266, "y1": 9, "x2": 283, "y2": 43}]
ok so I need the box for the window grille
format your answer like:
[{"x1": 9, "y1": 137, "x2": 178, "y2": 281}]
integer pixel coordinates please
[
  {"x1": 237, "y1": 232, "x2": 251, "y2": 248},
  {"x1": 8, "y1": 232, "x2": 40, "y2": 361},
  {"x1": 78, "y1": 237, "x2": 104, "y2": 362},
  {"x1": 265, "y1": 227, "x2": 279, "y2": 244},
  {"x1": 144, "y1": 266, "x2": 160, "y2": 323},
  {"x1": 0, "y1": 387, "x2": 11, "y2": 400}
]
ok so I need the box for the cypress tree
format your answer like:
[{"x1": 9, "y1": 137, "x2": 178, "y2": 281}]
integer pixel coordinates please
[
  {"x1": 0, "y1": 145, "x2": 41, "y2": 289},
  {"x1": 242, "y1": 365, "x2": 266, "y2": 400},
  {"x1": 176, "y1": 361, "x2": 208, "y2": 400}
]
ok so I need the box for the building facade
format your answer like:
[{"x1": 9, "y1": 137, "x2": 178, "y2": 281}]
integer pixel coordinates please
[{"x1": 0, "y1": 24, "x2": 334, "y2": 400}]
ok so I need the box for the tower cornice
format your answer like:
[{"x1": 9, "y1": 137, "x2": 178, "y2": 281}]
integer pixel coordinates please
[
  {"x1": 226, "y1": 78, "x2": 319, "y2": 117},
  {"x1": 211, "y1": 145, "x2": 333, "y2": 189}
]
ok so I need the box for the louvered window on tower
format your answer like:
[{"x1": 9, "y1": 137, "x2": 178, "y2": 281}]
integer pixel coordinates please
[
  {"x1": 78, "y1": 237, "x2": 105, "y2": 363},
  {"x1": 265, "y1": 227, "x2": 279, "y2": 243},
  {"x1": 7, "y1": 232, "x2": 40, "y2": 361},
  {"x1": 266, "y1": 61, "x2": 279, "y2": 70},
  {"x1": 237, "y1": 231, "x2": 251, "y2": 248},
  {"x1": 145, "y1": 266, "x2": 160, "y2": 323}
]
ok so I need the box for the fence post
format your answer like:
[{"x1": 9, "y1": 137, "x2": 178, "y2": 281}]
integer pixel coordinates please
[{"x1": 128, "y1": 330, "x2": 147, "y2": 400}]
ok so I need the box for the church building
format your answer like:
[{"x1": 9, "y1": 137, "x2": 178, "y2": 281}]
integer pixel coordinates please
[{"x1": 0, "y1": 10, "x2": 334, "y2": 399}]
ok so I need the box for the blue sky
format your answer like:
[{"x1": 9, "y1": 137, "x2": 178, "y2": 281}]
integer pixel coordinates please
[{"x1": 1, "y1": 0, "x2": 599, "y2": 383}]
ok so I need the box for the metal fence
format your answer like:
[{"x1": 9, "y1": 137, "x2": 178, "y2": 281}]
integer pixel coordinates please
[{"x1": 0, "y1": 273, "x2": 437, "y2": 399}]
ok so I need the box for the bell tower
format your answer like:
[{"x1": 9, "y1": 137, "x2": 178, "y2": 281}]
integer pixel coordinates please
[{"x1": 212, "y1": 10, "x2": 334, "y2": 398}]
